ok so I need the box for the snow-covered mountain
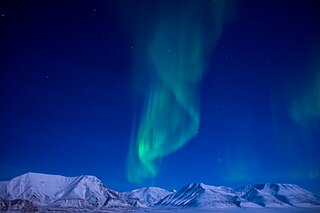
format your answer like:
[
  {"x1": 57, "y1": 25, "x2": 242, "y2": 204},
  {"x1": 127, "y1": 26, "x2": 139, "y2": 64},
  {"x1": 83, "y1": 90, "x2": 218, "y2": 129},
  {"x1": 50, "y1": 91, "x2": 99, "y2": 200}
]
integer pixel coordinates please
[
  {"x1": 157, "y1": 183, "x2": 263, "y2": 209},
  {"x1": 155, "y1": 182, "x2": 241, "y2": 208},
  {"x1": 123, "y1": 187, "x2": 173, "y2": 206},
  {"x1": 0, "y1": 172, "x2": 133, "y2": 210},
  {"x1": 238, "y1": 183, "x2": 320, "y2": 207},
  {"x1": 1, "y1": 172, "x2": 320, "y2": 212},
  {"x1": 155, "y1": 182, "x2": 320, "y2": 209}
]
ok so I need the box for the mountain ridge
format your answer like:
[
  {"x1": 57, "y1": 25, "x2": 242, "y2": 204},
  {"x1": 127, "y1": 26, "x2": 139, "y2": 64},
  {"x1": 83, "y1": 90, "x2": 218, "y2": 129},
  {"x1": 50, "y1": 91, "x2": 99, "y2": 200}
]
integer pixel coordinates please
[{"x1": 0, "y1": 172, "x2": 319, "y2": 212}]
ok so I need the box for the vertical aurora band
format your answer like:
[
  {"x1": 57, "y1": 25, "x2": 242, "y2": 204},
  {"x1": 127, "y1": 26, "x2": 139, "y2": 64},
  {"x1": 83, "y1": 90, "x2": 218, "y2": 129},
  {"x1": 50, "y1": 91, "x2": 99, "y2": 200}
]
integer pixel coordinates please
[{"x1": 127, "y1": 0, "x2": 230, "y2": 183}]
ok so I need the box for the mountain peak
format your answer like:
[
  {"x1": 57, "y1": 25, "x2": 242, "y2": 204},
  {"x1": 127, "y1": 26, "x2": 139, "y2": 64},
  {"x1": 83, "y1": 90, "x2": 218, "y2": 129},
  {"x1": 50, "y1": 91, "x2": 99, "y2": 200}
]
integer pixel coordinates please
[
  {"x1": 0, "y1": 172, "x2": 130, "y2": 209},
  {"x1": 239, "y1": 183, "x2": 320, "y2": 207},
  {"x1": 123, "y1": 186, "x2": 173, "y2": 206},
  {"x1": 156, "y1": 182, "x2": 237, "y2": 208}
]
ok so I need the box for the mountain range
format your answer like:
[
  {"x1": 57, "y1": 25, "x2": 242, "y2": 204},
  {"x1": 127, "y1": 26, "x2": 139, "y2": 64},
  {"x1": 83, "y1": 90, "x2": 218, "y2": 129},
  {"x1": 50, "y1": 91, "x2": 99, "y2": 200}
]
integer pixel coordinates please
[{"x1": 0, "y1": 172, "x2": 319, "y2": 212}]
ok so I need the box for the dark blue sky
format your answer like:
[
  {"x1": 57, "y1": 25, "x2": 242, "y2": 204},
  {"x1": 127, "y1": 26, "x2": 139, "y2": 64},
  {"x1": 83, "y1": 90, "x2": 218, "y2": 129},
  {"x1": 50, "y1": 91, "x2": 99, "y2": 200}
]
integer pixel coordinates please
[{"x1": 1, "y1": 0, "x2": 320, "y2": 193}]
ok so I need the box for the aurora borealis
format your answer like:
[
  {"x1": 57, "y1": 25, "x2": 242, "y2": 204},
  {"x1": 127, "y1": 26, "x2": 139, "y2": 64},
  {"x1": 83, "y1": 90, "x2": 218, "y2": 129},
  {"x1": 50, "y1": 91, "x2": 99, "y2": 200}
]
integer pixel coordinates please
[
  {"x1": 127, "y1": 0, "x2": 231, "y2": 183},
  {"x1": 1, "y1": 0, "x2": 320, "y2": 194}
]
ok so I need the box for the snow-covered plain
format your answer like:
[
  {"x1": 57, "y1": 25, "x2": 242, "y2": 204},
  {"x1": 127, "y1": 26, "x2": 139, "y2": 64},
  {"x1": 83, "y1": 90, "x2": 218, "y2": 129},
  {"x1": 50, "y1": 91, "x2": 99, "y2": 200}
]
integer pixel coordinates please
[
  {"x1": 132, "y1": 208, "x2": 320, "y2": 213},
  {"x1": 4, "y1": 208, "x2": 320, "y2": 213}
]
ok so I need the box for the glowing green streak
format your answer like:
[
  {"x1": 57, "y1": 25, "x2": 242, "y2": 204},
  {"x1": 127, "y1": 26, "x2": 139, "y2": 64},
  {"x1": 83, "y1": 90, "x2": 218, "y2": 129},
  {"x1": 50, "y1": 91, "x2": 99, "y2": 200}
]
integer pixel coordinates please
[{"x1": 127, "y1": 0, "x2": 230, "y2": 183}]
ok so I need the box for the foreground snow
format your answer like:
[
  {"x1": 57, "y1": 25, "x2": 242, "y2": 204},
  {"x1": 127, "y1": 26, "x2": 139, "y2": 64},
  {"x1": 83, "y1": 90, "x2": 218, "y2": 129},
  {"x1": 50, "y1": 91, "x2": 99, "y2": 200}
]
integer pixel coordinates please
[
  {"x1": 133, "y1": 207, "x2": 320, "y2": 213},
  {"x1": 3, "y1": 207, "x2": 319, "y2": 213}
]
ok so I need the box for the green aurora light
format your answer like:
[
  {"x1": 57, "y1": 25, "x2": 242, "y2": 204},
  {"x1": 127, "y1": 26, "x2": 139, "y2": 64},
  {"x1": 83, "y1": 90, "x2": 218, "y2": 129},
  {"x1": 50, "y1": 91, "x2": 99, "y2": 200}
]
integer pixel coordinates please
[{"x1": 127, "y1": 0, "x2": 232, "y2": 183}]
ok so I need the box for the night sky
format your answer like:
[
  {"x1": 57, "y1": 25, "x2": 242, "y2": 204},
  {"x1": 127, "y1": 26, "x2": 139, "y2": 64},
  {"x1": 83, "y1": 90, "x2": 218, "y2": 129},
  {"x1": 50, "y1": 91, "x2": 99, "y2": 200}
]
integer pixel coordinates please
[{"x1": 1, "y1": 0, "x2": 320, "y2": 194}]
